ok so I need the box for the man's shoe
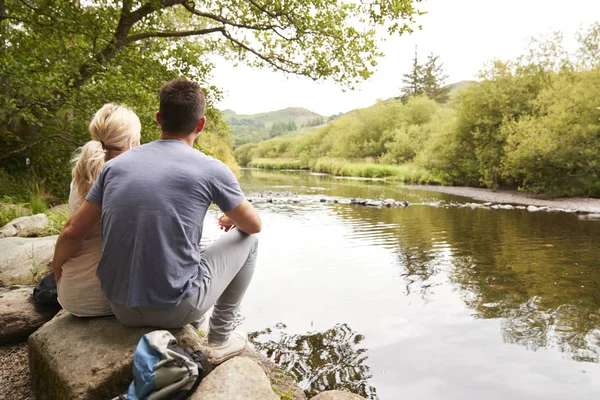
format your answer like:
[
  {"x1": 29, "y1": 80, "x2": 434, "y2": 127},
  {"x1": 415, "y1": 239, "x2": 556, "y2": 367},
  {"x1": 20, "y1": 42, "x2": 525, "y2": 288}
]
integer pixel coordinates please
[{"x1": 207, "y1": 331, "x2": 248, "y2": 364}]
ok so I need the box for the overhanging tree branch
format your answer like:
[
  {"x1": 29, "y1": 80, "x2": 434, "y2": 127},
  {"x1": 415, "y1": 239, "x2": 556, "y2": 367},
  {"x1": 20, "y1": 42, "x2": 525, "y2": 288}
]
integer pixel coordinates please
[
  {"x1": 125, "y1": 26, "x2": 225, "y2": 43},
  {"x1": 0, "y1": 134, "x2": 83, "y2": 161},
  {"x1": 182, "y1": 2, "x2": 281, "y2": 31},
  {"x1": 220, "y1": 30, "x2": 307, "y2": 76}
]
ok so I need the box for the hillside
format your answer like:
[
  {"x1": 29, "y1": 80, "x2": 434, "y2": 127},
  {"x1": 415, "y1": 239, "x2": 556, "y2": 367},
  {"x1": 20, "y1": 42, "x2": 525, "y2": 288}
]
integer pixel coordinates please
[
  {"x1": 445, "y1": 80, "x2": 478, "y2": 95},
  {"x1": 222, "y1": 107, "x2": 328, "y2": 147}
]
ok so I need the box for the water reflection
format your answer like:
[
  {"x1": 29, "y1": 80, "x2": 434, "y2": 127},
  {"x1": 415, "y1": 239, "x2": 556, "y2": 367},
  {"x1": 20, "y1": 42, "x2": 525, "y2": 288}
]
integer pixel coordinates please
[
  {"x1": 249, "y1": 323, "x2": 377, "y2": 399},
  {"x1": 334, "y1": 204, "x2": 600, "y2": 363}
]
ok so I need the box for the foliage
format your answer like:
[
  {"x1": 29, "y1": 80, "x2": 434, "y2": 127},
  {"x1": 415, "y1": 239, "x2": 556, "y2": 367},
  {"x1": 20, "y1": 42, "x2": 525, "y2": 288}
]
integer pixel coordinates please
[
  {"x1": 1, "y1": 0, "x2": 422, "y2": 197},
  {"x1": 0, "y1": 201, "x2": 28, "y2": 227},
  {"x1": 501, "y1": 67, "x2": 600, "y2": 196},
  {"x1": 42, "y1": 209, "x2": 70, "y2": 236},
  {"x1": 238, "y1": 23, "x2": 600, "y2": 197}
]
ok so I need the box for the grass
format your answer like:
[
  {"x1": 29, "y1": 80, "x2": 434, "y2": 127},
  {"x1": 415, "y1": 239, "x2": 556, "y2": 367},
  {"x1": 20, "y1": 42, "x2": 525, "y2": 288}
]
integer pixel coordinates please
[
  {"x1": 0, "y1": 201, "x2": 29, "y2": 227},
  {"x1": 42, "y1": 209, "x2": 70, "y2": 236},
  {"x1": 248, "y1": 158, "x2": 309, "y2": 170},
  {"x1": 1, "y1": 177, "x2": 69, "y2": 234},
  {"x1": 248, "y1": 157, "x2": 444, "y2": 184}
]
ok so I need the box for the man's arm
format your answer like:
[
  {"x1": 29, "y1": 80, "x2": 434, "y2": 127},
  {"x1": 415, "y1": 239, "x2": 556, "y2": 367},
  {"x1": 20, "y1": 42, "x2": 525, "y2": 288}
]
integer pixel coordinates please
[
  {"x1": 222, "y1": 199, "x2": 261, "y2": 234},
  {"x1": 52, "y1": 200, "x2": 102, "y2": 282}
]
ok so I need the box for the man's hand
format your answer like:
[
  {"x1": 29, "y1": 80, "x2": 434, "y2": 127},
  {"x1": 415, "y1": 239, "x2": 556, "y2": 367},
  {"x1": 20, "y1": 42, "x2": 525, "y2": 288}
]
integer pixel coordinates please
[
  {"x1": 223, "y1": 199, "x2": 261, "y2": 234},
  {"x1": 52, "y1": 200, "x2": 102, "y2": 283},
  {"x1": 218, "y1": 214, "x2": 236, "y2": 232}
]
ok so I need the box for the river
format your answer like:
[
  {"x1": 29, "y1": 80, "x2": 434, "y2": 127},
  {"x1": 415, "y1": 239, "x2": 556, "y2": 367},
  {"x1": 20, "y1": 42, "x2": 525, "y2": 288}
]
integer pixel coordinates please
[{"x1": 201, "y1": 169, "x2": 600, "y2": 400}]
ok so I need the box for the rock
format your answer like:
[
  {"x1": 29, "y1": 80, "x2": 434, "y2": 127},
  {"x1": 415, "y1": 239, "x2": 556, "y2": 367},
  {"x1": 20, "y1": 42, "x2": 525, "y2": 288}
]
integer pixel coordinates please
[
  {"x1": 28, "y1": 312, "x2": 203, "y2": 400},
  {"x1": 0, "y1": 235, "x2": 57, "y2": 285},
  {"x1": 320, "y1": 198, "x2": 327, "y2": 203},
  {"x1": 310, "y1": 391, "x2": 366, "y2": 400},
  {"x1": 0, "y1": 213, "x2": 49, "y2": 238},
  {"x1": 0, "y1": 286, "x2": 60, "y2": 345},
  {"x1": 28, "y1": 312, "x2": 306, "y2": 400},
  {"x1": 527, "y1": 205, "x2": 540, "y2": 212},
  {"x1": 365, "y1": 200, "x2": 382, "y2": 207},
  {"x1": 192, "y1": 357, "x2": 278, "y2": 400}
]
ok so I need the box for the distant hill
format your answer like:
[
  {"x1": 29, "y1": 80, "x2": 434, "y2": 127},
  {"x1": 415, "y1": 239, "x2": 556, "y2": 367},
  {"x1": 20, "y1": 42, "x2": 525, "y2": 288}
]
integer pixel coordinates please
[
  {"x1": 444, "y1": 80, "x2": 478, "y2": 95},
  {"x1": 222, "y1": 107, "x2": 328, "y2": 147},
  {"x1": 223, "y1": 107, "x2": 325, "y2": 128}
]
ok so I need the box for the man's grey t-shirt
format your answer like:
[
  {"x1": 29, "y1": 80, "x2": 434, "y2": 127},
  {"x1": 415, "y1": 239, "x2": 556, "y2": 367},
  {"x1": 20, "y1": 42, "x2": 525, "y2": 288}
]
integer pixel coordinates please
[{"x1": 86, "y1": 140, "x2": 245, "y2": 309}]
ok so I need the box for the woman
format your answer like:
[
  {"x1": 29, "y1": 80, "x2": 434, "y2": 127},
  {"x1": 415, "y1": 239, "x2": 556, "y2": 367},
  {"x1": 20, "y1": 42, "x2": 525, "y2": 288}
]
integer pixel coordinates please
[{"x1": 57, "y1": 103, "x2": 141, "y2": 317}]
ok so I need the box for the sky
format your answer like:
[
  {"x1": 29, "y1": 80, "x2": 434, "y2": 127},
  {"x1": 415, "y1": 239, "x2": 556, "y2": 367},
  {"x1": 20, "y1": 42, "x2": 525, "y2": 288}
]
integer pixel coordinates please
[{"x1": 210, "y1": 0, "x2": 600, "y2": 116}]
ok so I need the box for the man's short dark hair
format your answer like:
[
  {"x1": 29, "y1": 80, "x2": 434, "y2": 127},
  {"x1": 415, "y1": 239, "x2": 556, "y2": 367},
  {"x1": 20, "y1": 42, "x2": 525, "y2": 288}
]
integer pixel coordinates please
[{"x1": 159, "y1": 78, "x2": 206, "y2": 136}]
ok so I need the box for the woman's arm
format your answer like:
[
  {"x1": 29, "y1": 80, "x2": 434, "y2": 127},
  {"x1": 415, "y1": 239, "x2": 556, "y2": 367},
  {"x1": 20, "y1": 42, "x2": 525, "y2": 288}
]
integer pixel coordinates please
[{"x1": 52, "y1": 200, "x2": 101, "y2": 282}]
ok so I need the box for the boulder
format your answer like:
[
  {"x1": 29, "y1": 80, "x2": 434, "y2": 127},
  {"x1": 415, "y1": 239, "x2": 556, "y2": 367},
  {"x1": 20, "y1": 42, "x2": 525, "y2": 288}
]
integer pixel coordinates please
[
  {"x1": 0, "y1": 285, "x2": 60, "y2": 344},
  {"x1": 527, "y1": 205, "x2": 540, "y2": 212},
  {"x1": 0, "y1": 235, "x2": 57, "y2": 285},
  {"x1": 192, "y1": 357, "x2": 278, "y2": 400},
  {"x1": 0, "y1": 213, "x2": 49, "y2": 238},
  {"x1": 28, "y1": 312, "x2": 203, "y2": 400},
  {"x1": 311, "y1": 391, "x2": 366, "y2": 400},
  {"x1": 29, "y1": 312, "x2": 306, "y2": 400}
]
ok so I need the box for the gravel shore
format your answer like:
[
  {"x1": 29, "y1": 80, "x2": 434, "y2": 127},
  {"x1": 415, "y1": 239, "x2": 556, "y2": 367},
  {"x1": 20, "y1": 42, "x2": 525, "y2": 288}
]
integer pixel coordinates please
[
  {"x1": 405, "y1": 185, "x2": 600, "y2": 213},
  {"x1": 0, "y1": 343, "x2": 34, "y2": 400}
]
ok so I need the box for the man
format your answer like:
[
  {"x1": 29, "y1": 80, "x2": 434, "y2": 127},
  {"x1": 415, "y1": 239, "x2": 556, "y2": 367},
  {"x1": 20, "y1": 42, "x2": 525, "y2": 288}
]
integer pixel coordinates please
[{"x1": 52, "y1": 78, "x2": 261, "y2": 363}]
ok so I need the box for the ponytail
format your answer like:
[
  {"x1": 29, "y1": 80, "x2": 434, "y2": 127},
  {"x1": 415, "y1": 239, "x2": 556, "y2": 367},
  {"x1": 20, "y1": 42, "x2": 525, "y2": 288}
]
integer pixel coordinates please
[{"x1": 71, "y1": 141, "x2": 106, "y2": 205}]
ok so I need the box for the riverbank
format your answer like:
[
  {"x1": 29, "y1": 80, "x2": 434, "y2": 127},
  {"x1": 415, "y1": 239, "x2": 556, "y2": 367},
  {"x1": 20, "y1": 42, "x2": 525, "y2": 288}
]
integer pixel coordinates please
[
  {"x1": 247, "y1": 158, "x2": 441, "y2": 183},
  {"x1": 406, "y1": 185, "x2": 600, "y2": 213}
]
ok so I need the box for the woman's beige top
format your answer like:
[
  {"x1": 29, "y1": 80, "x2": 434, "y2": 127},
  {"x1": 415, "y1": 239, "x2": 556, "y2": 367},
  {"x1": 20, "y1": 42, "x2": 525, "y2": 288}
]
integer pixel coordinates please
[{"x1": 57, "y1": 183, "x2": 112, "y2": 316}]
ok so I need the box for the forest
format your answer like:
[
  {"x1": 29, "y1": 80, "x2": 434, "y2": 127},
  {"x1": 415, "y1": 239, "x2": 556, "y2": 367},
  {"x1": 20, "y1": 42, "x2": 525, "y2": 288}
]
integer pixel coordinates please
[
  {"x1": 236, "y1": 24, "x2": 600, "y2": 197},
  {"x1": 0, "y1": 0, "x2": 421, "y2": 207}
]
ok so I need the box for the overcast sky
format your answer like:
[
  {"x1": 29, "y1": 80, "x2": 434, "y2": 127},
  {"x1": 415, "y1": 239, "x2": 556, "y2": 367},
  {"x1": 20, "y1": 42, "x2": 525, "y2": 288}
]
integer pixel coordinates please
[{"x1": 211, "y1": 0, "x2": 600, "y2": 116}]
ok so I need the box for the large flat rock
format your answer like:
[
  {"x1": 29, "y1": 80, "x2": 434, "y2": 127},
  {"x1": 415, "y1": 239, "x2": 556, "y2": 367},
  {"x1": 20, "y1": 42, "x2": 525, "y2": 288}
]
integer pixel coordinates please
[
  {"x1": 192, "y1": 356, "x2": 279, "y2": 400},
  {"x1": 28, "y1": 312, "x2": 202, "y2": 399},
  {"x1": 28, "y1": 312, "x2": 306, "y2": 400},
  {"x1": 0, "y1": 286, "x2": 60, "y2": 344},
  {"x1": 0, "y1": 235, "x2": 57, "y2": 285}
]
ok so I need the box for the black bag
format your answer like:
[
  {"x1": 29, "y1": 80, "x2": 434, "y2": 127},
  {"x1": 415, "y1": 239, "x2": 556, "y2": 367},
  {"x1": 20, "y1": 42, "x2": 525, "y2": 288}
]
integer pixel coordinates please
[{"x1": 32, "y1": 272, "x2": 60, "y2": 307}]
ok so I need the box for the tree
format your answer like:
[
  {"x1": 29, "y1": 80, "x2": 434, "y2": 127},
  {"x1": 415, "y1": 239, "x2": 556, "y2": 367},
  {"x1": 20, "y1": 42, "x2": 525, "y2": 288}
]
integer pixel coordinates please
[
  {"x1": 286, "y1": 120, "x2": 297, "y2": 132},
  {"x1": 422, "y1": 53, "x2": 449, "y2": 102},
  {"x1": 269, "y1": 121, "x2": 286, "y2": 138},
  {"x1": 401, "y1": 46, "x2": 423, "y2": 99},
  {"x1": 400, "y1": 48, "x2": 448, "y2": 102},
  {"x1": 0, "y1": 0, "x2": 423, "y2": 196}
]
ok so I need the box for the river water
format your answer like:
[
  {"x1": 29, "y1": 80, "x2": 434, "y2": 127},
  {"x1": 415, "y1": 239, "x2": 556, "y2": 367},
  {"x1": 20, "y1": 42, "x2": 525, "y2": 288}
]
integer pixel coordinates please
[{"x1": 201, "y1": 170, "x2": 600, "y2": 400}]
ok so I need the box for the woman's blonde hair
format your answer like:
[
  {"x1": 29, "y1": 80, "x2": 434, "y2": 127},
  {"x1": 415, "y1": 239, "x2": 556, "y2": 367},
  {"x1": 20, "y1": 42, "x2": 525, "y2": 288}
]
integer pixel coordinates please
[{"x1": 71, "y1": 104, "x2": 141, "y2": 203}]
